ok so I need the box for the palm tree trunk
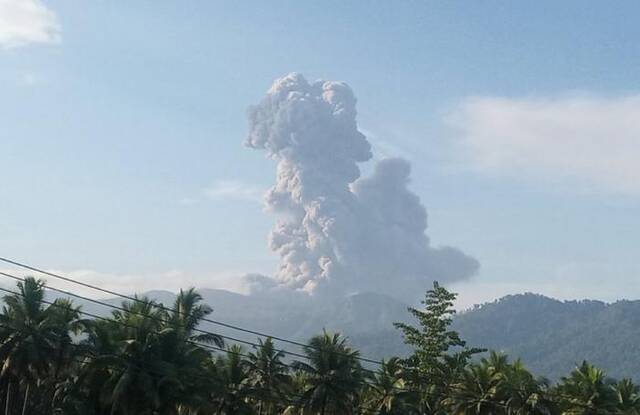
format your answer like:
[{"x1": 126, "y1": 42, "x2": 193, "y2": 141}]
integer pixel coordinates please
[
  {"x1": 21, "y1": 383, "x2": 30, "y2": 415},
  {"x1": 5, "y1": 381, "x2": 12, "y2": 415}
]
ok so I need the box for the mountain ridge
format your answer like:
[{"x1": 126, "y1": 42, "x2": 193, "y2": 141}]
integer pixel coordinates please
[
  {"x1": 452, "y1": 292, "x2": 640, "y2": 379},
  {"x1": 56, "y1": 287, "x2": 640, "y2": 379}
]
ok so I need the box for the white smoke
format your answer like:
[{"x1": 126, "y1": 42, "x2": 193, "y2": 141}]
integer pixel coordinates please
[{"x1": 244, "y1": 73, "x2": 478, "y2": 303}]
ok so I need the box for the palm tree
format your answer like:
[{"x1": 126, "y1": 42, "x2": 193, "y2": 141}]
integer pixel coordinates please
[
  {"x1": 481, "y1": 351, "x2": 510, "y2": 375},
  {"x1": 444, "y1": 362, "x2": 505, "y2": 415},
  {"x1": 363, "y1": 357, "x2": 418, "y2": 414},
  {"x1": 12, "y1": 276, "x2": 640, "y2": 415},
  {"x1": 0, "y1": 277, "x2": 76, "y2": 414},
  {"x1": 246, "y1": 337, "x2": 291, "y2": 415},
  {"x1": 211, "y1": 344, "x2": 253, "y2": 415},
  {"x1": 75, "y1": 317, "x2": 122, "y2": 414},
  {"x1": 42, "y1": 297, "x2": 86, "y2": 413},
  {"x1": 292, "y1": 331, "x2": 364, "y2": 415},
  {"x1": 555, "y1": 361, "x2": 618, "y2": 415},
  {"x1": 75, "y1": 290, "x2": 223, "y2": 415},
  {"x1": 502, "y1": 359, "x2": 553, "y2": 415},
  {"x1": 47, "y1": 298, "x2": 85, "y2": 378},
  {"x1": 168, "y1": 288, "x2": 223, "y2": 347},
  {"x1": 445, "y1": 351, "x2": 553, "y2": 415},
  {"x1": 161, "y1": 288, "x2": 224, "y2": 412},
  {"x1": 82, "y1": 297, "x2": 172, "y2": 414},
  {"x1": 282, "y1": 371, "x2": 311, "y2": 415},
  {"x1": 614, "y1": 378, "x2": 640, "y2": 415}
]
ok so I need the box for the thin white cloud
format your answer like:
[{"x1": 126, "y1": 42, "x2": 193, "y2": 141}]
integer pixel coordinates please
[
  {"x1": 203, "y1": 179, "x2": 264, "y2": 203},
  {"x1": 448, "y1": 94, "x2": 640, "y2": 195},
  {"x1": 0, "y1": 0, "x2": 61, "y2": 49}
]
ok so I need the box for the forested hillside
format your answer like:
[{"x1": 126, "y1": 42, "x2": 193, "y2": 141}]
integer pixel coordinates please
[
  {"x1": 453, "y1": 293, "x2": 640, "y2": 379},
  {"x1": 68, "y1": 285, "x2": 640, "y2": 380},
  {"x1": 7, "y1": 277, "x2": 640, "y2": 414}
]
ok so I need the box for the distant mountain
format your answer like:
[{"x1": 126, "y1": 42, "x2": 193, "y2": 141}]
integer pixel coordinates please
[
  {"x1": 71, "y1": 288, "x2": 410, "y2": 361},
  {"x1": 182, "y1": 289, "x2": 411, "y2": 360},
  {"x1": 452, "y1": 293, "x2": 640, "y2": 380},
  {"x1": 69, "y1": 288, "x2": 640, "y2": 379}
]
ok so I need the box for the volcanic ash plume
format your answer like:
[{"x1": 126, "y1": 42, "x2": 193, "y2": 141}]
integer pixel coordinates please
[{"x1": 245, "y1": 73, "x2": 478, "y2": 302}]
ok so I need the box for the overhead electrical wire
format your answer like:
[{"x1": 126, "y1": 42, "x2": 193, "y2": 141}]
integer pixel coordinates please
[{"x1": 0, "y1": 256, "x2": 385, "y2": 365}]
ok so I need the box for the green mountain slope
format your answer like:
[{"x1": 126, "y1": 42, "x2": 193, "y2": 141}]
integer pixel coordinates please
[
  {"x1": 452, "y1": 293, "x2": 640, "y2": 379},
  {"x1": 60, "y1": 287, "x2": 640, "y2": 379}
]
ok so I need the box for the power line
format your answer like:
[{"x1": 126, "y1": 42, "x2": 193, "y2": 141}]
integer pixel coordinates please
[
  {"x1": 0, "y1": 283, "x2": 227, "y2": 356},
  {"x1": 0, "y1": 270, "x2": 313, "y2": 362},
  {"x1": 0, "y1": 283, "x2": 309, "y2": 375},
  {"x1": 0, "y1": 280, "x2": 369, "y2": 410},
  {"x1": 0, "y1": 317, "x2": 403, "y2": 415},
  {"x1": 0, "y1": 321, "x2": 314, "y2": 411},
  {"x1": 0, "y1": 261, "x2": 564, "y2": 412},
  {"x1": 0, "y1": 256, "x2": 385, "y2": 365},
  {"x1": 0, "y1": 269, "x2": 392, "y2": 381},
  {"x1": 0, "y1": 280, "x2": 559, "y2": 411},
  {"x1": 0, "y1": 257, "x2": 516, "y2": 400},
  {"x1": 0, "y1": 272, "x2": 420, "y2": 392},
  {"x1": 0, "y1": 282, "x2": 417, "y2": 400},
  {"x1": 0, "y1": 316, "x2": 533, "y2": 414}
]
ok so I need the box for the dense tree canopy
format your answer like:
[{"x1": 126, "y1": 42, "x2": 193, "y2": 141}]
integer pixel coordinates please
[{"x1": 0, "y1": 277, "x2": 636, "y2": 415}]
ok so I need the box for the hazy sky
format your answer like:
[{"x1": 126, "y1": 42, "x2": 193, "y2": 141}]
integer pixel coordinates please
[{"x1": 2, "y1": 0, "x2": 640, "y2": 307}]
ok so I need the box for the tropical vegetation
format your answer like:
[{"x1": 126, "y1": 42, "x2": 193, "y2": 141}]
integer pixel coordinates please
[{"x1": 0, "y1": 277, "x2": 638, "y2": 414}]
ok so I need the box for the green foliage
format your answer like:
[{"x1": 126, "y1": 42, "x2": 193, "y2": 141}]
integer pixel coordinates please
[
  {"x1": 246, "y1": 338, "x2": 291, "y2": 415},
  {"x1": 362, "y1": 357, "x2": 419, "y2": 414},
  {"x1": 395, "y1": 281, "x2": 485, "y2": 370},
  {"x1": 0, "y1": 278, "x2": 638, "y2": 415},
  {"x1": 291, "y1": 330, "x2": 364, "y2": 415},
  {"x1": 393, "y1": 281, "x2": 486, "y2": 413},
  {"x1": 555, "y1": 361, "x2": 619, "y2": 415},
  {"x1": 451, "y1": 293, "x2": 640, "y2": 380}
]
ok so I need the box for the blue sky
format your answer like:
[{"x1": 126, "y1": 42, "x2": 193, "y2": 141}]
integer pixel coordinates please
[{"x1": 2, "y1": 0, "x2": 640, "y2": 307}]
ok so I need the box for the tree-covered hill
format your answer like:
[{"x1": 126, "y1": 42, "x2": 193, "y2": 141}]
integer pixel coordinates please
[
  {"x1": 68, "y1": 287, "x2": 640, "y2": 380},
  {"x1": 8, "y1": 277, "x2": 640, "y2": 414},
  {"x1": 452, "y1": 293, "x2": 640, "y2": 380}
]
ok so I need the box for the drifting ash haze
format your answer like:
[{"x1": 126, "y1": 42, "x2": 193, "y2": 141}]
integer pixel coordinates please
[{"x1": 243, "y1": 73, "x2": 478, "y2": 304}]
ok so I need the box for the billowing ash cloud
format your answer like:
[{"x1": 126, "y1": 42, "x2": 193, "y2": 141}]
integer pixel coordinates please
[{"x1": 245, "y1": 73, "x2": 478, "y2": 302}]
